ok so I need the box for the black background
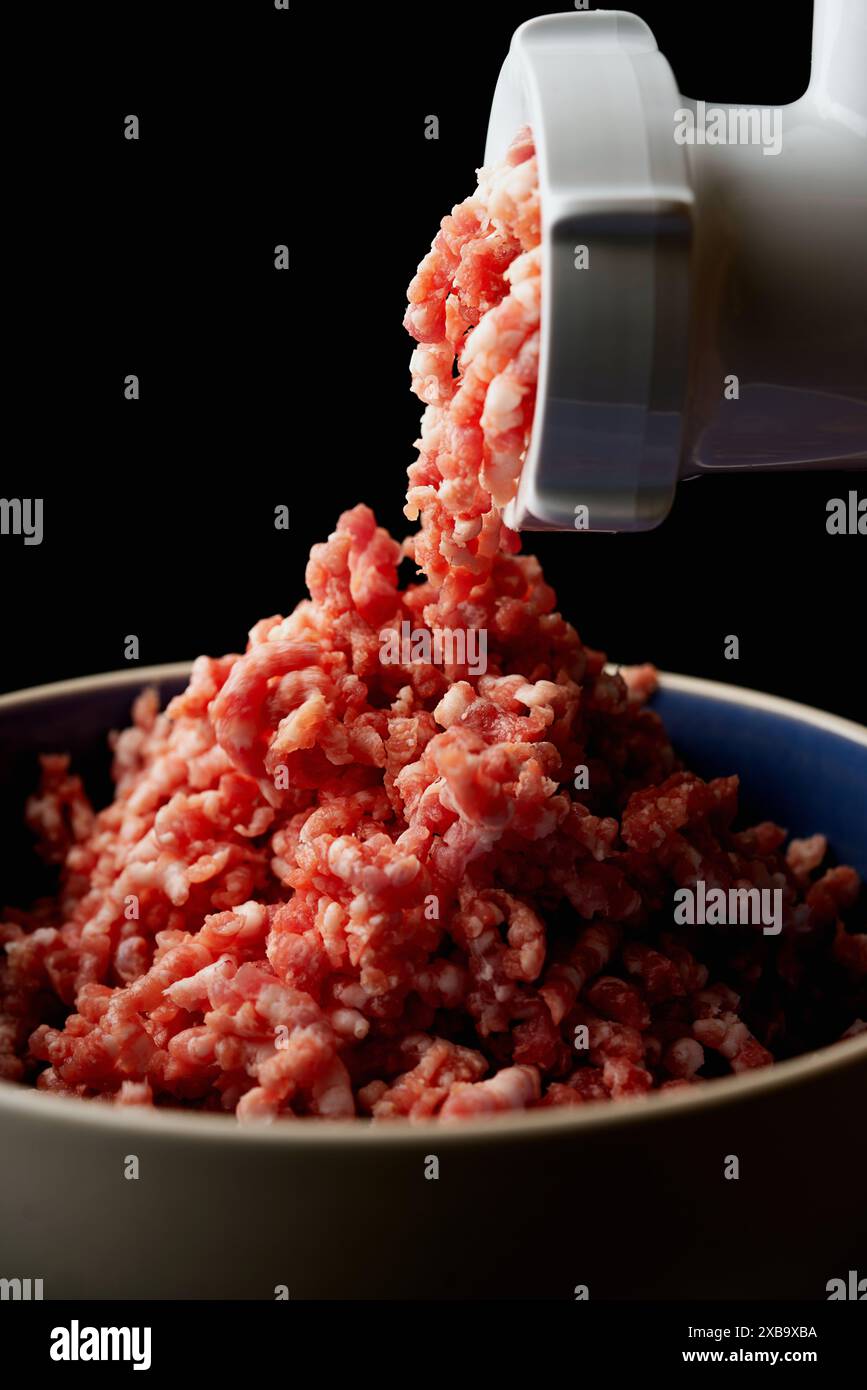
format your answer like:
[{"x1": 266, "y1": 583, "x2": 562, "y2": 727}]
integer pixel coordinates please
[{"x1": 4, "y1": 0, "x2": 864, "y2": 720}]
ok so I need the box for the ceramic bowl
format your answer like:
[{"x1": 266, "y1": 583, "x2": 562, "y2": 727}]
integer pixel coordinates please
[{"x1": 1, "y1": 666, "x2": 864, "y2": 1299}]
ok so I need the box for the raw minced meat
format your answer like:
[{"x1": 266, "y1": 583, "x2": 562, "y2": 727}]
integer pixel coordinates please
[
  {"x1": 0, "y1": 132, "x2": 864, "y2": 1121},
  {"x1": 404, "y1": 126, "x2": 540, "y2": 615}
]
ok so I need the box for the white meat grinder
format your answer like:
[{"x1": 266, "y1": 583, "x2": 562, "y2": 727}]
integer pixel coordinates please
[{"x1": 484, "y1": 1, "x2": 867, "y2": 531}]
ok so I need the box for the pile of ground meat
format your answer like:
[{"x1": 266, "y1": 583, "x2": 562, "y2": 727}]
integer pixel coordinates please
[{"x1": 0, "y1": 133, "x2": 864, "y2": 1121}]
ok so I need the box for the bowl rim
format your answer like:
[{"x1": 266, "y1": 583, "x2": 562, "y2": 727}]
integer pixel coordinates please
[{"x1": 0, "y1": 663, "x2": 865, "y2": 1147}]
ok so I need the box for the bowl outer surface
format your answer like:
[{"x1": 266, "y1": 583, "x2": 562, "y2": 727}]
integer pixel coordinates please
[{"x1": 0, "y1": 666, "x2": 865, "y2": 1298}]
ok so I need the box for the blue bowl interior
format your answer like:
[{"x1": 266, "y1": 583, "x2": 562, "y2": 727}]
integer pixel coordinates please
[
  {"x1": 0, "y1": 676, "x2": 189, "y2": 907},
  {"x1": 0, "y1": 676, "x2": 864, "y2": 909},
  {"x1": 651, "y1": 687, "x2": 867, "y2": 878}
]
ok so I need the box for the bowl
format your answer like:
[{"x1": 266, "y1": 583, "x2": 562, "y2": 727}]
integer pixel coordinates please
[{"x1": 1, "y1": 665, "x2": 865, "y2": 1300}]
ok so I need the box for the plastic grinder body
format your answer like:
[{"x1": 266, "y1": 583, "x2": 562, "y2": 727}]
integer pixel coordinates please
[{"x1": 485, "y1": 2, "x2": 867, "y2": 533}]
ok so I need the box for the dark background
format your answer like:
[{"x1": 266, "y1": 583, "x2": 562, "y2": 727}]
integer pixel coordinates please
[{"x1": 4, "y1": 0, "x2": 864, "y2": 721}]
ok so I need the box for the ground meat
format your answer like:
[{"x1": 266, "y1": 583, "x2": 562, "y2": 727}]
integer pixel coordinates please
[
  {"x1": 0, "y1": 132, "x2": 864, "y2": 1121},
  {"x1": 404, "y1": 127, "x2": 541, "y2": 618}
]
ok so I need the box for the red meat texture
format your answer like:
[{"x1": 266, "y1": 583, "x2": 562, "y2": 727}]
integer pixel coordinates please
[{"x1": 0, "y1": 131, "x2": 864, "y2": 1121}]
